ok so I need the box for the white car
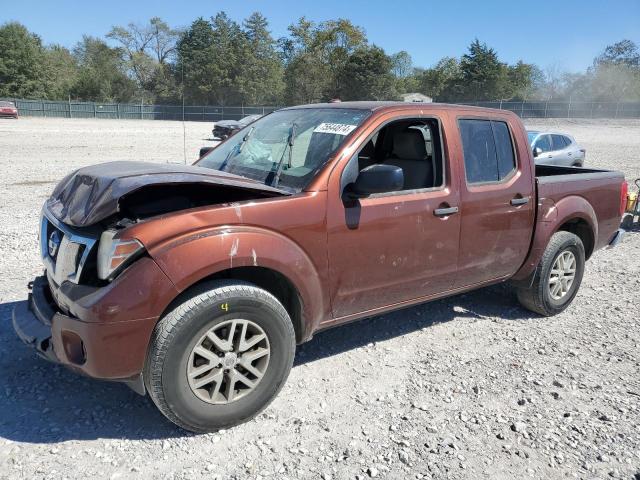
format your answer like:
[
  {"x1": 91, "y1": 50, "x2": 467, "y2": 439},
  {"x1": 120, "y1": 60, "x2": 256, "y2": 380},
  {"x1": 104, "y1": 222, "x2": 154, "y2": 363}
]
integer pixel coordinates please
[{"x1": 528, "y1": 131, "x2": 585, "y2": 167}]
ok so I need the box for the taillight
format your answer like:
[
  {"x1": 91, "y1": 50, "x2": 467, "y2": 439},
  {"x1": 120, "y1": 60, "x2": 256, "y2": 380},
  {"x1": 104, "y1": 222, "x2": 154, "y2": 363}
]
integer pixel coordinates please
[{"x1": 620, "y1": 180, "x2": 628, "y2": 217}]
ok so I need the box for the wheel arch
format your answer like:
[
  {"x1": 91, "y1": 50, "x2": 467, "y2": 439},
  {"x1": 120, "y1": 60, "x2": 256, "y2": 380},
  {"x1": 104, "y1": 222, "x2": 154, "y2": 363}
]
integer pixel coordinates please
[
  {"x1": 556, "y1": 217, "x2": 594, "y2": 259},
  {"x1": 513, "y1": 194, "x2": 598, "y2": 281},
  {"x1": 159, "y1": 266, "x2": 306, "y2": 344},
  {"x1": 150, "y1": 226, "x2": 326, "y2": 343}
]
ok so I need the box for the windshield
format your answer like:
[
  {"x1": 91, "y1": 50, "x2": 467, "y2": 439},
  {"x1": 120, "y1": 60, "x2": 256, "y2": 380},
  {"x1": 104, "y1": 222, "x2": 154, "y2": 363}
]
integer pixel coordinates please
[
  {"x1": 196, "y1": 108, "x2": 371, "y2": 192},
  {"x1": 527, "y1": 131, "x2": 538, "y2": 144}
]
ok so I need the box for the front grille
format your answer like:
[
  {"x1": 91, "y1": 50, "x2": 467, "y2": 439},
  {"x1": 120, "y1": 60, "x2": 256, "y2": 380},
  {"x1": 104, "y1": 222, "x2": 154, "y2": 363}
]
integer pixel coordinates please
[{"x1": 40, "y1": 207, "x2": 99, "y2": 285}]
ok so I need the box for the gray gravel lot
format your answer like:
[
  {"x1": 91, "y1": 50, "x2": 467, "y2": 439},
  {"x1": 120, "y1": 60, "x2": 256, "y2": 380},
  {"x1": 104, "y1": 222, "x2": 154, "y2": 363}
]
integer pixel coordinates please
[{"x1": 0, "y1": 117, "x2": 638, "y2": 480}]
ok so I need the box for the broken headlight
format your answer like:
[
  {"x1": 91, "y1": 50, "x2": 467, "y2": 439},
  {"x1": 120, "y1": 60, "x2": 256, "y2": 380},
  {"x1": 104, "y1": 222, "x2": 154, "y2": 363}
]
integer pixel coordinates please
[{"x1": 97, "y1": 230, "x2": 144, "y2": 280}]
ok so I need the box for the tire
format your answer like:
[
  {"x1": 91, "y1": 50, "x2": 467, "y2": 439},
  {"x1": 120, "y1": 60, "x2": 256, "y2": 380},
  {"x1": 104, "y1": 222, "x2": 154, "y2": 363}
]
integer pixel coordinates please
[
  {"x1": 516, "y1": 231, "x2": 585, "y2": 316},
  {"x1": 145, "y1": 280, "x2": 296, "y2": 433}
]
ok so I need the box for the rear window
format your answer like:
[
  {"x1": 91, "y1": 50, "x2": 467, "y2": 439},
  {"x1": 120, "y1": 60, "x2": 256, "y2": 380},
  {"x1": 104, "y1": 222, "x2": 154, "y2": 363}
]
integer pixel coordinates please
[
  {"x1": 551, "y1": 134, "x2": 567, "y2": 149},
  {"x1": 459, "y1": 119, "x2": 516, "y2": 184}
]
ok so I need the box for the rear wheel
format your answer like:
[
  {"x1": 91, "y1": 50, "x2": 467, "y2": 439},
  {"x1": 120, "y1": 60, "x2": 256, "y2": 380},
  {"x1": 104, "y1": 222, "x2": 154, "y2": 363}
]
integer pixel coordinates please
[
  {"x1": 145, "y1": 280, "x2": 296, "y2": 433},
  {"x1": 516, "y1": 231, "x2": 585, "y2": 316}
]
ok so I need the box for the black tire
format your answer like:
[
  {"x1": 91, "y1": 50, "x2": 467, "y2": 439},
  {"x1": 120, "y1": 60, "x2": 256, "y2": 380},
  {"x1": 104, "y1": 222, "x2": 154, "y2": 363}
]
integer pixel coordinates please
[
  {"x1": 516, "y1": 231, "x2": 585, "y2": 316},
  {"x1": 145, "y1": 280, "x2": 296, "y2": 433}
]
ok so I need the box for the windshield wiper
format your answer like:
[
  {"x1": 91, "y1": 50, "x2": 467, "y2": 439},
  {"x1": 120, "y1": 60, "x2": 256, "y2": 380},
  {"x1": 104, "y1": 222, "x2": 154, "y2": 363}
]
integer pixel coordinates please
[
  {"x1": 271, "y1": 123, "x2": 296, "y2": 188},
  {"x1": 219, "y1": 126, "x2": 255, "y2": 171}
]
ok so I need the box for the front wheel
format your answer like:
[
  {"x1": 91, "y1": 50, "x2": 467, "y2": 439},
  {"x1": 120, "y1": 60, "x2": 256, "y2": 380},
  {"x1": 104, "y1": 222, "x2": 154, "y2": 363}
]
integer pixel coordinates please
[
  {"x1": 516, "y1": 231, "x2": 585, "y2": 316},
  {"x1": 145, "y1": 281, "x2": 296, "y2": 433}
]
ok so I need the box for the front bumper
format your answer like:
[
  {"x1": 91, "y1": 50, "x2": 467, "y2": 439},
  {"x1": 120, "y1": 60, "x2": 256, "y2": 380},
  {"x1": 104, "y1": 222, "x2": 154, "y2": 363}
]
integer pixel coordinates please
[
  {"x1": 12, "y1": 277, "x2": 58, "y2": 363},
  {"x1": 12, "y1": 257, "x2": 179, "y2": 393}
]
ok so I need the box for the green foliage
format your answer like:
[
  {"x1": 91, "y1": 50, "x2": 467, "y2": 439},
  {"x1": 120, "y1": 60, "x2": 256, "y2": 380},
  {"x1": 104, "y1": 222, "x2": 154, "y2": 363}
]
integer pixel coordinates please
[
  {"x1": 458, "y1": 39, "x2": 508, "y2": 100},
  {"x1": 281, "y1": 17, "x2": 368, "y2": 103},
  {"x1": 0, "y1": 22, "x2": 48, "y2": 98},
  {"x1": 337, "y1": 46, "x2": 397, "y2": 100},
  {"x1": 414, "y1": 57, "x2": 461, "y2": 101},
  {"x1": 1, "y1": 18, "x2": 638, "y2": 105},
  {"x1": 71, "y1": 36, "x2": 136, "y2": 102},
  {"x1": 43, "y1": 45, "x2": 80, "y2": 100}
]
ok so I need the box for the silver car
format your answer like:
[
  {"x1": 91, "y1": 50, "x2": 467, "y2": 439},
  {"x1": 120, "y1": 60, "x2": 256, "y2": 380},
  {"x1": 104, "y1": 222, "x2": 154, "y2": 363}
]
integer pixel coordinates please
[{"x1": 527, "y1": 131, "x2": 585, "y2": 167}]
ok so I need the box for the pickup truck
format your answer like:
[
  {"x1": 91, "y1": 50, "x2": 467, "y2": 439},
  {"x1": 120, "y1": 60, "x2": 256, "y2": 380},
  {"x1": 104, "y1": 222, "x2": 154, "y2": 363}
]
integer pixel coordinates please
[{"x1": 12, "y1": 102, "x2": 627, "y2": 433}]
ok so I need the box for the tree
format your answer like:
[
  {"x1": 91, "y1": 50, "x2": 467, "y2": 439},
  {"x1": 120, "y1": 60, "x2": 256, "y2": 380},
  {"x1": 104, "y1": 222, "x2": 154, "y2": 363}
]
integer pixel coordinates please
[
  {"x1": 71, "y1": 36, "x2": 136, "y2": 102},
  {"x1": 281, "y1": 17, "x2": 328, "y2": 104},
  {"x1": 459, "y1": 39, "x2": 508, "y2": 100},
  {"x1": 414, "y1": 57, "x2": 462, "y2": 100},
  {"x1": 391, "y1": 51, "x2": 413, "y2": 78},
  {"x1": 337, "y1": 46, "x2": 397, "y2": 101},
  {"x1": 242, "y1": 12, "x2": 284, "y2": 104},
  {"x1": 506, "y1": 61, "x2": 543, "y2": 100},
  {"x1": 107, "y1": 17, "x2": 180, "y2": 100},
  {"x1": 44, "y1": 45, "x2": 79, "y2": 100},
  {"x1": 594, "y1": 39, "x2": 639, "y2": 68},
  {"x1": 0, "y1": 22, "x2": 48, "y2": 98},
  {"x1": 281, "y1": 17, "x2": 368, "y2": 103}
]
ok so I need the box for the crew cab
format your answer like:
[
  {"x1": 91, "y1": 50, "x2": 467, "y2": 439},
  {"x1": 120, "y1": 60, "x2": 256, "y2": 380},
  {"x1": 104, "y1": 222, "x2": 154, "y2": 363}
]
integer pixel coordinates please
[{"x1": 12, "y1": 102, "x2": 626, "y2": 432}]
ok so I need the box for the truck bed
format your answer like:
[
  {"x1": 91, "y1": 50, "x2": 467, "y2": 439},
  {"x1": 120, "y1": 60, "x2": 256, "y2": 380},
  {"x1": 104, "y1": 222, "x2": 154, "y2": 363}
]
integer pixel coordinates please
[{"x1": 535, "y1": 164, "x2": 624, "y2": 252}]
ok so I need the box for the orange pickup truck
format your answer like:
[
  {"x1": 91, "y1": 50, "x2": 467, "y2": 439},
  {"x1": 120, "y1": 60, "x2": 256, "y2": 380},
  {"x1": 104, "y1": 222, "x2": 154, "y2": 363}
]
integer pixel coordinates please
[{"x1": 13, "y1": 102, "x2": 627, "y2": 432}]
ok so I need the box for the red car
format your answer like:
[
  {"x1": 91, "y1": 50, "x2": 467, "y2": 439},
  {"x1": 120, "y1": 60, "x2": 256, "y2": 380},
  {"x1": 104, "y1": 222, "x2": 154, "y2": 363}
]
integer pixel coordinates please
[{"x1": 0, "y1": 101, "x2": 18, "y2": 119}]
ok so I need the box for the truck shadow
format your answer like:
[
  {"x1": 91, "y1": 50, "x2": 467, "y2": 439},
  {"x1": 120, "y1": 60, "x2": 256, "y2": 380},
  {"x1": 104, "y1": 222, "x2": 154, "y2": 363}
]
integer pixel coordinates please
[{"x1": 0, "y1": 284, "x2": 536, "y2": 443}]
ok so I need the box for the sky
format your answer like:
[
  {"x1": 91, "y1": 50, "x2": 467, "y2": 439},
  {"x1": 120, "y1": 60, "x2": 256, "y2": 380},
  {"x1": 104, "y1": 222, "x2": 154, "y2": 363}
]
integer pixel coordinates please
[{"x1": 2, "y1": 0, "x2": 639, "y2": 73}]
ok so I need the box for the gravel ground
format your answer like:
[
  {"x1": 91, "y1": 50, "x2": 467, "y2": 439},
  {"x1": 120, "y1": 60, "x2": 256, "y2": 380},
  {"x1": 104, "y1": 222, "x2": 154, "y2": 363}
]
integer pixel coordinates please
[{"x1": 0, "y1": 117, "x2": 638, "y2": 480}]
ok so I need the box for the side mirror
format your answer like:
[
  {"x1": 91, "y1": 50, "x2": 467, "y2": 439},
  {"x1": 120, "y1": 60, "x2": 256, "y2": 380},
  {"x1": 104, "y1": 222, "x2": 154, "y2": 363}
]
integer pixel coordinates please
[
  {"x1": 533, "y1": 147, "x2": 542, "y2": 158},
  {"x1": 346, "y1": 164, "x2": 404, "y2": 198},
  {"x1": 199, "y1": 146, "x2": 216, "y2": 159}
]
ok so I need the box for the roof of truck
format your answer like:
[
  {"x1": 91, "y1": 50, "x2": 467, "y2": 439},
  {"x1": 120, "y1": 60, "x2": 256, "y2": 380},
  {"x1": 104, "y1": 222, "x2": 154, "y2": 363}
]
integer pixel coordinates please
[{"x1": 283, "y1": 101, "x2": 515, "y2": 115}]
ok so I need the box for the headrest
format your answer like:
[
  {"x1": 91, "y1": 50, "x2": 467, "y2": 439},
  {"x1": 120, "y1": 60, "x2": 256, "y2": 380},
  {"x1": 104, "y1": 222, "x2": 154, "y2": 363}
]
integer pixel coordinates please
[{"x1": 392, "y1": 130, "x2": 426, "y2": 160}]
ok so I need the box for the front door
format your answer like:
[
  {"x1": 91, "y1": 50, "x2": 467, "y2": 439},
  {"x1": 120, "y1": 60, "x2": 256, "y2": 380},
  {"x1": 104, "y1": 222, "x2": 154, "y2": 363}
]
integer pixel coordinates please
[{"x1": 326, "y1": 115, "x2": 461, "y2": 318}]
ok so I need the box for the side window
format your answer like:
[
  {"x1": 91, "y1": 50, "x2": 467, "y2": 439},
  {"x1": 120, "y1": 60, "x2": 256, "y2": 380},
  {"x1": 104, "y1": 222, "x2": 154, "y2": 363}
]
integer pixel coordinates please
[
  {"x1": 493, "y1": 121, "x2": 516, "y2": 179},
  {"x1": 563, "y1": 136, "x2": 572, "y2": 146},
  {"x1": 349, "y1": 118, "x2": 445, "y2": 192},
  {"x1": 534, "y1": 135, "x2": 552, "y2": 152},
  {"x1": 551, "y1": 134, "x2": 566, "y2": 150},
  {"x1": 459, "y1": 119, "x2": 516, "y2": 184}
]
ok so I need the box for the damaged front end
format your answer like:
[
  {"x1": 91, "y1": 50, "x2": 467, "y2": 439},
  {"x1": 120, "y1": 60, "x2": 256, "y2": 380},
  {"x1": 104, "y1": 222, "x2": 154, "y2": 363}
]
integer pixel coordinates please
[
  {"x1": 13, "y1": 161, "x2": 289, "y2": 391},
  {"x1": 46, "y1": 160, "x2": 288, "y2": 228}
]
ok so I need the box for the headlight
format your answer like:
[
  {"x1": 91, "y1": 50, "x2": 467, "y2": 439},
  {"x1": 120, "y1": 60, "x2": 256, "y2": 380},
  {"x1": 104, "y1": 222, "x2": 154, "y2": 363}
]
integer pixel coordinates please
[{"x1": 97, "y1": 230, "x2": 144, "y2": 280}]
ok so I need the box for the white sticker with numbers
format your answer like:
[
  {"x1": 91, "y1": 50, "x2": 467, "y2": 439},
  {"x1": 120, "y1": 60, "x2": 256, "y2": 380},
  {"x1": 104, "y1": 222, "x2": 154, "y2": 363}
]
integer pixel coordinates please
[{"x1": 313, "y1": 123, "x2": 357, "y2": 135}]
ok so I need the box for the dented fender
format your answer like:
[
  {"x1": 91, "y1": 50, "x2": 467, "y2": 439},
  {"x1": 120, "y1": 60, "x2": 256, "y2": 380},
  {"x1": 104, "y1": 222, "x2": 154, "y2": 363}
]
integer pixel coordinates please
[{"x1": 146, "y1": 225, "x2": 325, "y2": 339}]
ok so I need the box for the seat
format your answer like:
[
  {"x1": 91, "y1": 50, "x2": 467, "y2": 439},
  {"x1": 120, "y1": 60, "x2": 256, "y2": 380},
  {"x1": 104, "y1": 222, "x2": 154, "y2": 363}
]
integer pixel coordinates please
[
  {"x1": 384, "y1": 130, "x2": 433, "y2": 190},
  {"x1": 358, "y1": 140, "x2": 377, "y2": 170}
]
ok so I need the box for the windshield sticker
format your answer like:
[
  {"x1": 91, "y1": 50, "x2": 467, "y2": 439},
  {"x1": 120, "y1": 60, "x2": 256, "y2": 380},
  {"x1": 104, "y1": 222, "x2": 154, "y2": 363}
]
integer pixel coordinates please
[{"x1": 313, "y1": 123, "x2": 358, "y2": 135}]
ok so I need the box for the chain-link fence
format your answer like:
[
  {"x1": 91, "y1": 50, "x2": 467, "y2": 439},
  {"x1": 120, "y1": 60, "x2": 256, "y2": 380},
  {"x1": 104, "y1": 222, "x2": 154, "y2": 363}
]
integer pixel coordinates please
[
  {"x1": 4, "y1": 98, "x2": 640, "y2": 120},
  {"x1": 455, "y1": 100, "x2": 640, "y2": 119},
  {"x1": 1, "y1": 98, "x2": 279, "y2": 121}
]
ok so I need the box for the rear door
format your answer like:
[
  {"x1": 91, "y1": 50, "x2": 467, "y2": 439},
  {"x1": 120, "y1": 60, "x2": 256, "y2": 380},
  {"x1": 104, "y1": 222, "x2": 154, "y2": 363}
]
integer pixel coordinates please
[{"x1": 453, "y1": 116, "x2": 535, "y2": 288}]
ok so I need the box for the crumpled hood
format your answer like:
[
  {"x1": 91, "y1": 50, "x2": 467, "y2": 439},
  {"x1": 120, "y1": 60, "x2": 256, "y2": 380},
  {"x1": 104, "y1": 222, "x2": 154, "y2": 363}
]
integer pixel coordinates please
[{"x1": 46, "y1": 161, "x2": 286, "y2": 227}]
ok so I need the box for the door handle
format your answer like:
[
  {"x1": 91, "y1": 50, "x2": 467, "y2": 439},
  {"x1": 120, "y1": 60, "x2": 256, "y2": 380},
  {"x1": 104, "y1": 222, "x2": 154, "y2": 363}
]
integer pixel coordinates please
[
  {"x1": 510, "y1": 196, "x2": 530, "y2": 206},
  {"x1": 434, "y1": 206, "x2": 459, "y2": 217}
]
